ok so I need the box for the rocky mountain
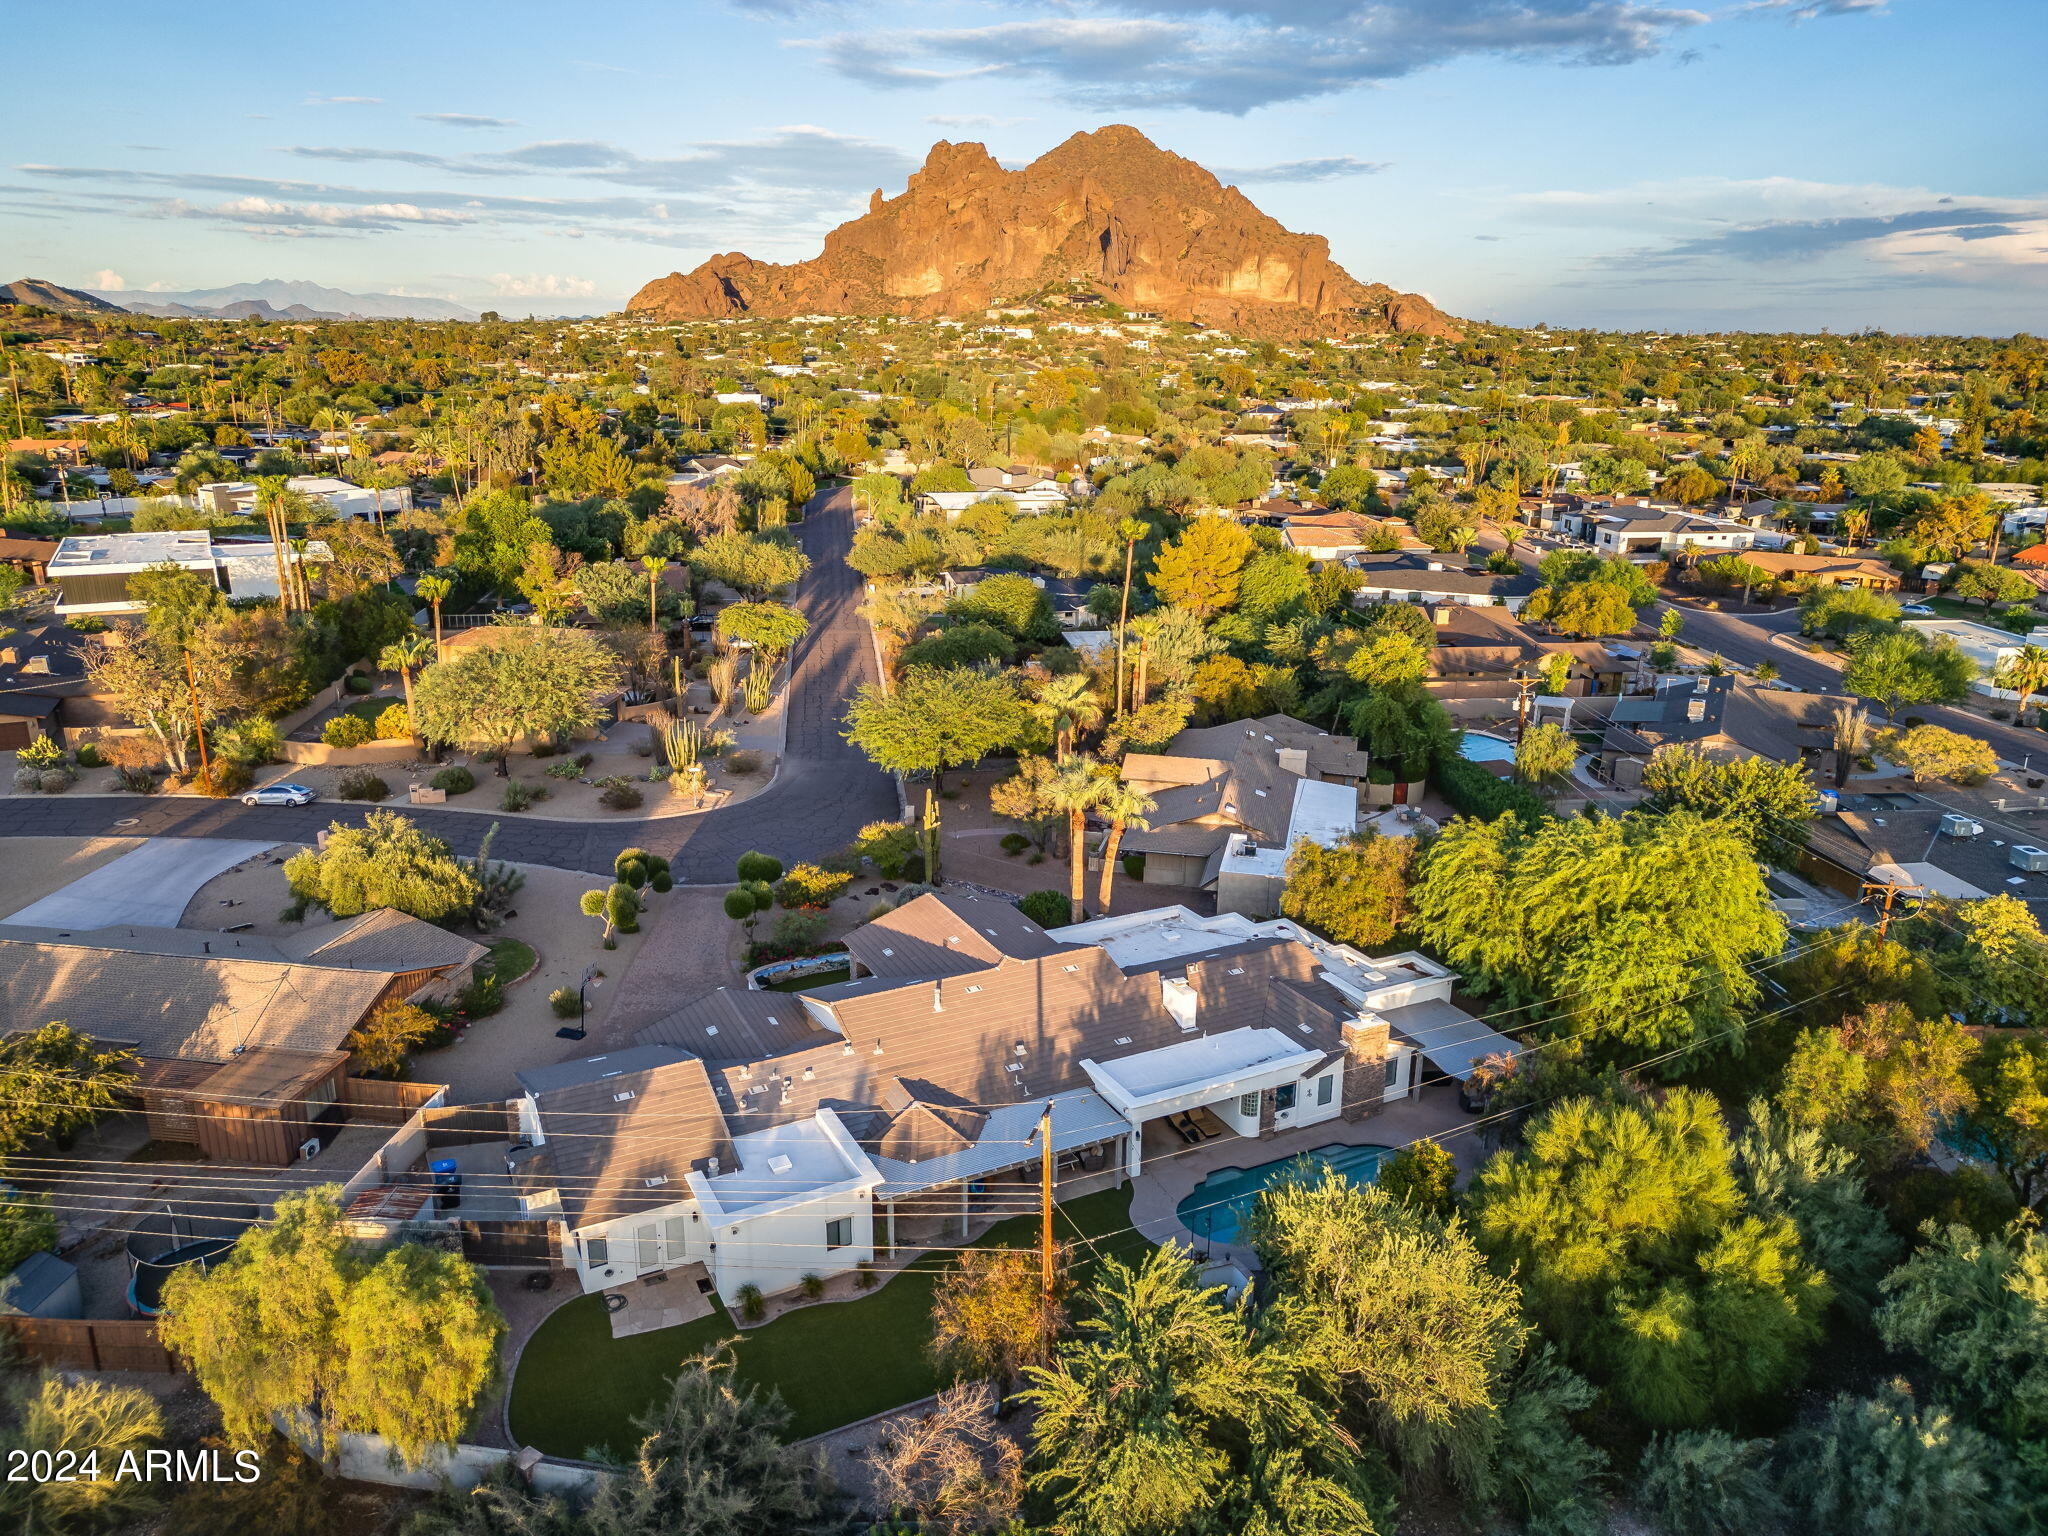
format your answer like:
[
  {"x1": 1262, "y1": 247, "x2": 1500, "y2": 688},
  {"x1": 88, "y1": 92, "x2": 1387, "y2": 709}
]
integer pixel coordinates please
[
  {"x1": 0, "y1": 278, "x2": 124, "y2": 314},
  {"x1": 99, "y1": 280, "x2": 479, "y2": 322},
  {"x1": 628, "y1": 126, "x2": 1458, "y2": 341}
]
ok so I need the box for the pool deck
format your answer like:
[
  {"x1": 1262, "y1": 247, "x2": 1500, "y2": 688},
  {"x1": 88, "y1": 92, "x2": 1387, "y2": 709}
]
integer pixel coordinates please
[{"x1": 1129, "y1": 1085, "x2": 1480, "y2": 1270}]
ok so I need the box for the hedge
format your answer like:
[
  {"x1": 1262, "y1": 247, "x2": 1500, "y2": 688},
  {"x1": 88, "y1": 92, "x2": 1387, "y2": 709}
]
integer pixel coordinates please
[{"x1": 1431, "y1": 753, "x2": 1553, "y2": 830}]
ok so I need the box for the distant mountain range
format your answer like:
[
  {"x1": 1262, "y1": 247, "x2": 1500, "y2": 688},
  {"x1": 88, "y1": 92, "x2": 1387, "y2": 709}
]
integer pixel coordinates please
[
  {"x1": 0, "y1": 278, "x2": 125, "y2": 314},
  {"x1": 97, "y1": 280, "x2": 479, "y2": 322}
]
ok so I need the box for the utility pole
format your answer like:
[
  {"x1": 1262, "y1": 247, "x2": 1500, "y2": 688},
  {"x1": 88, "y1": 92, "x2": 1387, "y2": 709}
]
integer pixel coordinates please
[
  {"x1": 184, "y1": 648, "x2": 211, "y2": 782},
  {"x1": 1512, "y1": 667, "x2": 1538, "y2": 743},
  {"x1": 1037, "y1": 1101, "x2": 1056, "y2": 1308},
  {"x1": 1861, "y1": 878, "x2": 1903, "y2": 937}
]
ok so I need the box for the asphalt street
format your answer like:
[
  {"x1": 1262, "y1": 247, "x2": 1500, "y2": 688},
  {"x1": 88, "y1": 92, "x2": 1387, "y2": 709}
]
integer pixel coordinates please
[{"x1": 0, "y1": 486, "x2": 902, "y2": 878}]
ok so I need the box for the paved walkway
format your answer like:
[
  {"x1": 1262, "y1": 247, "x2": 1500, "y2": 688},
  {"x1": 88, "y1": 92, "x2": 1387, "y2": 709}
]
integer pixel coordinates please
[
  {"x1": 0, "y1": 488, "x2": 900, "y2": 879},
  {"x1": 0, "y1": 836, "x2": 275, "y2": 928}
]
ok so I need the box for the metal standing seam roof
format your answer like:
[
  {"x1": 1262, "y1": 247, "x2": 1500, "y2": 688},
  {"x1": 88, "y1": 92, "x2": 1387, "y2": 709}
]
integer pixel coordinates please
[{"x1": 1378, "y1": 996, "x2": 1523, "y2": 1082}]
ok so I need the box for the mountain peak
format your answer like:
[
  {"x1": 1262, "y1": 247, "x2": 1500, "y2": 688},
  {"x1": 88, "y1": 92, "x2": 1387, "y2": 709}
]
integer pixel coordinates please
[{"x1": 627, "y1": 129, "x2": 1458, "y2": 340}]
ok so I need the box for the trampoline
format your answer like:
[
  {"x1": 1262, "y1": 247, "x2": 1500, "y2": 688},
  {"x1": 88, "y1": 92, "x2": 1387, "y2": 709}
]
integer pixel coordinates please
[{"x1": 125, "y1": 1203, "x2": 256, "y2": 1318}]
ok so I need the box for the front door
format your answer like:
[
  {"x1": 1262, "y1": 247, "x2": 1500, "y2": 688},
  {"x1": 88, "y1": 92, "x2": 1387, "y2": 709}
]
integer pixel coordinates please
[{"x1": 634, "y1": 1224, "x2": 657, "y2": 1272}]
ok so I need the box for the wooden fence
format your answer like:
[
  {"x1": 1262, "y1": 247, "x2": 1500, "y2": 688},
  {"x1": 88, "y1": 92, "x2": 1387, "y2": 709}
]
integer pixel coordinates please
[
  {"x1": 343, "y1": 1077, "x2": 447, "y2": 1127},
  {"x1": 0, "y1": 1316, "x2": 178, "y2": 1374}
]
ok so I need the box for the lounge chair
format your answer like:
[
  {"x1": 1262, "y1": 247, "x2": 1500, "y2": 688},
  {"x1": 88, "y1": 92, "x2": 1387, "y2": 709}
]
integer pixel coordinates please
[
  {"x1": 1167, "y1": 1113, "x2": 1202, "y2": 1145},
  {"x1": 1186, "y1": 1106, "x2": 1227, "y2": 1140}
]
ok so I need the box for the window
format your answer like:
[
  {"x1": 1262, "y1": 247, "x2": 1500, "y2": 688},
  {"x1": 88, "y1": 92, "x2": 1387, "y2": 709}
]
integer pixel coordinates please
[
  {"x1": 664, "y1": 1217, "x2": 688, "y2": 1257},
  {"x1": 1317, "y1": 1074, "x2": 1334, "y2": 1107},
  {"x1": 585, "y1": 1236, "x2": 609, "y2": 1268},
  {"x1": 1238, "y1": 1092, "x2": 1258, "y2": 1118},
  {"x1": 1275, "y1": 1083, "x2": 1297, "y2": 1113},
  {"x1": 825, "y1": 1217, "x2": 852, "y2": 1250}
]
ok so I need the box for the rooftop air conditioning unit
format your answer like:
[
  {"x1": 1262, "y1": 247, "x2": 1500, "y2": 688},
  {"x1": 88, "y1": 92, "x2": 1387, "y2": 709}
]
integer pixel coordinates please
[
  {"x1": 2011, "y1": 845, "x2": 2048, "y2": 872},
  {"x1": 1813, "y1": 790, "x2": 1840, "y2": 814},
  {"x1": 1940, "y1": 813, "x2": 1984, "y2": 840}
]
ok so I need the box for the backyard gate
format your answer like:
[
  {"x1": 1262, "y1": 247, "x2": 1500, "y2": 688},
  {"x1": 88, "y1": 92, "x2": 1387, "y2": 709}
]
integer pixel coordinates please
[{"x1": 457, "y1": 1219, "x2": 555, "y2": 1267}]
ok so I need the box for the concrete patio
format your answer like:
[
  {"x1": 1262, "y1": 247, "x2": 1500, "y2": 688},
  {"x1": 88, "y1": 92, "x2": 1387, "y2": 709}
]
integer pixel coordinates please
[
  {"x1": 604, "y1": 1262, "x2": 717, "y2": 1338},
  {"x1": 1127, "y1": 1084, "x2": 1479, "y2": 1273}
]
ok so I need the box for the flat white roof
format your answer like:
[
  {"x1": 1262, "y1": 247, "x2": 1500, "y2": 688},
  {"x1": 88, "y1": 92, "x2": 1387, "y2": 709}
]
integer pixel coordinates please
[
  {"x1": 1868, "y1": 860, "x2": 1991, "y2": 902},
  {"x1": 692, "y1": 1115, "x2": 875, "y2": 1223},
  {"x1": 50, "y1": 528, "x2": 212, "y2": 572},
  {"x1": 1900, "y1": 618, "x2": 2009, "y2": 673},
  {"x1": 1088, "y1": 1026, "x2": 1318, "y2": 1105},
  {"x1": 1049, "y1": 905, "x2": 1287, "y2": 969},
  {"x1": 1378, "y1": 998, "x2": 1523, "y2": 1081}
]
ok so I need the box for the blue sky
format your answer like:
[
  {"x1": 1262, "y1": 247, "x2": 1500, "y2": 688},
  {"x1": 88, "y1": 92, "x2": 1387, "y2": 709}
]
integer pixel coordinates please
[{"x1": 4, "y1": 0, "x2": 2041, "y2": 332}]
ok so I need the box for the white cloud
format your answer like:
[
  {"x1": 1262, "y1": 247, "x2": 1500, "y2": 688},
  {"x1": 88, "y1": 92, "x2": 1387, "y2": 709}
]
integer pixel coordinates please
[
  {"x1": 304, "y1": 94, "x2": 383, "y2": 105},
  {"x1": 485, "y1": 272, "x2": 599, "y2": 298},
  {"x1": 416, "y1": 112, "x2": 520, "y2": 128},
  {"x1": 925, "y1": 114, "x2": 1035, "y2": 128},
  {"x1": 89, "y1": 268, "x2": 125, "y2": 291}
]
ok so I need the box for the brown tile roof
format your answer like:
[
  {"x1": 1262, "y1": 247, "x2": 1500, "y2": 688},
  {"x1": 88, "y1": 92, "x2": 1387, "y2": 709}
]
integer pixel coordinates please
[
  {"x1": 520, "y1": 1047, "x2": 733, "y2": 1227},
  {"x1": 841, "y1": 892, "x2": 1075, "y2": 980},
  {"x1": 639, "y1": 984, "x2": 838, "y2": 1063}
]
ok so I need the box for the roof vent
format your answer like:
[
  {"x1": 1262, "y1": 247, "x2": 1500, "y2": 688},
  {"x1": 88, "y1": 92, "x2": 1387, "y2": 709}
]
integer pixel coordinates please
[
  {"x1": 880, "y1": 946, "x2": 894, "y2": 956},
  {"x1": 802, "y1": 1065, "x2": 815, "y2": 1081},
  {"x1": 766, "y1": 1014, "x2": 780, "y2": 1026},
  {"x1": 644, "y1": 1174, "x2": 668, "y2": 1188},
  {"x1": 737, "y1": 1063, "x2": 752, "y2": 1079},
  {"x1": 1014, "y1": 1040, "x2": 1027, "y2": 1055},
  {"x1": 1227, "y1": 967, "x2": 1245, "y2": 976},
  {"x1": 1062, "y1": 964, "x2": 1079, "y2": 972},
  {"x1": 612, "y1": 1090, "x2": 635, "y2": 1102},
  {"x1": 766, "y1": 1155, "x2": 793, "y2": 1175},
  {"x1": 842, "y1": 1041, "x2": 855, "y2": 1055},
  {"x1": 705, "y1": 1025, "x2": 719, "y2": 1037},
  {"x1": 965, "y1": 984, "x2": 983, "y2": 994},
  {"x1": 1114, "y1": 1035, "x2": 1133, "y2": 1046},
  {"x1": 1005, "y1": 1062, "x2": 1022, "y2": 1073}
]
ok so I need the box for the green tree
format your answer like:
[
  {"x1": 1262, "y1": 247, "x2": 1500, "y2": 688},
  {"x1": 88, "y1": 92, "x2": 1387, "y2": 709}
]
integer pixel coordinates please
[
  {"x1": 1696, "y1": 553, "x2": 1773, "y2": 601},
  {"x1": 1842, "y1": 630, "x2": 1977, "y2": 721},
  {"x1": 1777, "y1": 1003, "x2": 1979, "y2": 1170},
  {"x1": 1514, "y1": 721, "x2": 1576, "y2": 792},
  {"x1": 1901, "y1": 895, "x2": 2048, "y2": 1027},
  {"x1": 1148, "y1": 515, "x2": 1256, "y2": 618},
  {"x1": 343, "y1": 1002, "x2": 440, "y2": 1078},
  {"x1": 844, "y1": 666, "x2": 1027, "y2": 794},
  {"x1": 0, "y1": 1374, "x2": 165, "y2": 1532},
  {"x1": 1995, "y1": 643, "x2": 2048, "y2": 719},
  {"x1": 0, "y1": 1023, "x2": 134, "y2": 1161},
  {"x1": 1022, "y1": 1244, "x2": 1386, "y2": 1536},
  {"x1": 1949, "y1": 560, "x2": 2035, "y2": 609},
  {"x1": 930, "y1": 1247, "x2": 1066, "y2": 1404},
  {"x1": 1044, "y1": 756, "x2": 1110, "y2": 920},
  {"x1": 714, "y1": 599, "x2": 809, "y2": 659},
  {"x1": 1279, "y1": 830, "x2": 1418, "y2": 949},
  {"x1": 158, "y1": 1187, "x2": 503, "y2": 1466},
  {"x1": 1411, "y1": 811, "x2": 1785, "y2": 1058},
  {"x1": 285, "y1": 811, "x2": 481, "y2": 923},
  {"x1": 1469, "y1": 1092, "x2": 1830, "y2": 1427},
  {"x1": 1736, "y1": 1101, "x2": 1900, "y2": 1313},
  {"x1": 1521, "y1": 580, "x2": 1640, "y2": 637},
  {"x1": 1799, "y1": 583, "x2": 1900, "y2": 641},
  {"x1": 410, "y1": 627, "x2": 625, "y2": 772},
  {"x1": 1875, "y1": 723, "x2": 1998, "y2": 783},
  {"x1": 1787, "y1": 1383, "x2": 2011, "y2": 1536},
  {"x1": 1877, "y1": 1221, "x2": 2048, "y2": 1447},
  {"x1": 1962, "y1": 1034, "x2": 2048, "y2": 1210},
  {"x1": 1637, "y1": 1430, "x2": 1787, "y2": 1536},
  {"x1": 691, "y1": 531, "x2": 809, "y2": 596},
  {"x1": 951, "y1": 572, "x2": 1058, "y2": 641},
  {"x1": 1346, "y1": 687, "x2": 1456, "y2": 782},
  {"x1": 0, "y1": 1190, "x2": 58, "y2": 1279},
  {"x1": 1247, "y1": 1168, "x2": 1527, "y2": 1491},
  {"x1": 1374, "y1": 1139, "x2": 1459, "y2": 1217},
  {"x1": 1641, "y1": 744, "x2": 1815, "y2": 863}
]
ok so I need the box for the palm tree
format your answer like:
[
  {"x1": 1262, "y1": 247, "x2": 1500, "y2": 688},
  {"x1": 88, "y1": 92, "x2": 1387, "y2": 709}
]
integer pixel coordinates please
[
  {"x1": 1094, "y1": 780, "x2": 1155, "y2": 916},
  {"x1": 1045, "y1": 757, "x2": 1108, "y2": 920},
  {"x1": 1031, "y1": 674, "x2": 1104, "y2": 763},
  {"x1": 415, "y1": 573, "x2": 453, "y2": 660},
  {"x1": 1112, "y1": 516, "x2": 1145, "y2": 716},
  {"x1": 1829, "y1": 701, "x2": 1871, "y2": 788},
  {"x1": 640, "y1": 554, "x2": 666, "y2": 636},
  {"x1": 1500, "y1": 520, "x2": 1527, "y2": 559},
  {"x1": 1996, "y1": 644, "x2": 2048, "y2": 723},
  {"x1": 379, "y1": 634, "x2": 433, "y2": 730},
  {"x1": 1838, "y1": 505, "x2": 1870, "y2": 552}
]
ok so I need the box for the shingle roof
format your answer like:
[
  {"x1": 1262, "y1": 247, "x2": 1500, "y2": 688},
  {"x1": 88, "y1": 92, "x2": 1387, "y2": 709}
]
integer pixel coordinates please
[
  {"x1": 638, "y1": 985, "x2": 838, "y2": 1063},
  {"x1": 520, "y1": 1047, "x2": 733, "y2": 1227},
  {"x1": 0, "y1": 937, "x2": 384, "y2": 1062},
  {"x1": 283, "y1": 908, "x2": 487, "y2": 973},
  {"x1": 841, "y1": 892, "x2": 1074, "y2": 981}
]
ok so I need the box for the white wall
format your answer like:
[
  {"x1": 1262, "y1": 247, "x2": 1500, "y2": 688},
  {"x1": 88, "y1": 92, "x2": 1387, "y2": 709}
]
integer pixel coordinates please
[
  {"x1": 568, "y1": 1197, "x2": 708, "y2": 1292},
  {"x1": 708, "y1": 1190, "x2": 875, "y2": 1301},
  {"x1": 1270, "y1": 1067, "x2": 1343, "y2": 1134}
]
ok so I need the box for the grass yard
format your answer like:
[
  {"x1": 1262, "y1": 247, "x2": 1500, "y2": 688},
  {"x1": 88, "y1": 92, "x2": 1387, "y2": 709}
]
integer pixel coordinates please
[
  {"x1": 762, "y1": 966, "x2": 851, "y2": 993},
  {"x1": 508, "y1": 1185, "x2": 1148, "y2": 1458},
  {"x1": 484, "y1": 937, "x2": 538, "y2": 984}
]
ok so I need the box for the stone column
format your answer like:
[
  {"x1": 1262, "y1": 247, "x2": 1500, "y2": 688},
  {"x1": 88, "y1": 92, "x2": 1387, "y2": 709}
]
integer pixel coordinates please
[{"x1": 1339, "y1": 1016, "x2": 1391, "y2": 1123}]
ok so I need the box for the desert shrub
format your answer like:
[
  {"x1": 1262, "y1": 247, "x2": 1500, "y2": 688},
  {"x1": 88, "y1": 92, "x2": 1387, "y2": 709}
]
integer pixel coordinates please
[
  {"x1": 373, "y1": 702, "x2": 413, "y2": 740},
  {"x1": 343, "y1": 672, "x2": 373, "y2": 694},
  {"x1": 1121, "y1": 853, "x2": 1144, "y2": 880},
  {"x1": 548, "y1": 987, "x2": 580, "y2": 1019},
  {"x1": 336, "y1": 768, "x2": 389, "y2": 802},
  {"x1": 37, "y1": 768, "x2": 74, "y2": 794},
  {"x1": 63, "y1": 613, "x2": 107, "y2": 632},
  {"x1": 855, "y1": 1260, "x2": 876, "y2": 1290},
  {"x1": 737, "y1": 851, "x2": 784, "y2": 884},
  {"x1": 322, "y1": 713, "x2": 373, "y2": 749},
  {"x1": 775, "y1": 863, "x2": 851, "y2": 910},
  {"x1": 72, "y1": 741, "x2": 106, "y2": 769},
  {"x1": 574, "y1": 751, "x2": 595, "y2": 769},
  {"x1": 192, "y1": 760, "x2": 252, "y2": 797},
  {"x1": 725, "y1": 749, "x2": 761, "y2": 775},
  {"x1": 16, "y1": 734, "x2": 65, "y2": 769},
  {"x1": 456, "y1": 971, "x2": 504, "y2": 1018},
  {"x1": 501, "y1": 780, "x2": 546, "y2": 812},
  {"x1": 599, "y1": 781, "x2": 644, "y2": 811},
  {"x1": 769, "y1": 910, "x2": 828, "y2": 952},
  {"x1": 430, "y1": 765, "x2": 475, "y2": 795},
  {"x1": 544, "y1": 758, "x2": 583, "y2": 781},
  {"x1": 217, "y1": 717, "x2": 282, "y2": 767},
  {"x1": 736, "y1": 1283, "x2": 765, "y2": 1322},
  {"x1": 1017, "y1": 890, "x2": 1072, "y2": 927},
  {"x1": 999, "y1": 831, "x2": 1030, "y2": 856},
  {"x1": 800, "y1": 1272, "x2": 826, "y2": 1301},
  {"x1": 13, "y1": 766, "x2": 41, "y2": 792},
  {"x1": 529, "y1": 736, "x2": 558, "y2": 758}
]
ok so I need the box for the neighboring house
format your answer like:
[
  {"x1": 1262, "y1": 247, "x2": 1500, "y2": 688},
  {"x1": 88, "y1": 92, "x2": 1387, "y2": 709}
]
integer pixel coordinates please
[
  {"x1": 1571, "y1": 505, "x2": 1756, "y2": 559},
  {"x1": 1118, "y1": 714, "x2": 1372, "y2": 901},
  {"x1": 0, "y1": 912, "x2": 482, "y2": 1164},
  {"x1": 0, "y1": 621, "x2": 91, "y2": 749},
  {"x1": 192, "y1": 477, "x2": 409, "y2": 522},
  {"x1": 1590, "y1": 673, "x2": 1734, "y2": 787},
  {"x1": 1347, "y1": 552, "x2": 1540, "y2": 613},
  {"x1": 967, "y1": 464, "x2": 1063, "y2": 494},
  {"x1": 47, "y1": 530, "x2": 332, "y2": 615},
  {"x1": 519, "y1": 894, "x2": 1519, "y2": 1308},
  {"x1": 1281, "y1": 511, "x2": 1383, "y2": 562},
  {"x1": 937, "y1": 570, "x2": 1097, "y2": 626},
  {"x1": 1736, "y1": 549, "x2": 1900, "y2": 591},
  {"x1": 918, "y1": 485, "x2": 1070, "y2": 518},
  {"x1": 1424, "y1": 606, "x2": 1631, "y2": 700},
  {"x1": 0, "y1": 536, "x2": 59, "y2": 584},
  {"x1": 4, "y1": 438, "x2": 88, "y2": 467}
]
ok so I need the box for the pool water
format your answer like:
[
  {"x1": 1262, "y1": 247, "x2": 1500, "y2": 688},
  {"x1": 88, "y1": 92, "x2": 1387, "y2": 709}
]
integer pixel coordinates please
[
  {"x1": 1459, "y1": 731, "x2": 1516, "y2": 763},
  {"x1": 1175, "y1": 1142, "x2": 1396, "y2": 1246}
]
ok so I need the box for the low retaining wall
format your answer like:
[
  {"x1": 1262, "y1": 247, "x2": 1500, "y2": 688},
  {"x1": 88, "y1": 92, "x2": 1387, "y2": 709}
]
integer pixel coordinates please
[
  {"x1": 287, "y1": 1425, "x2": 607, "y2": 1497},
  {"x1": 278, "y1": 737, "x2": 422, "y2": 767}
]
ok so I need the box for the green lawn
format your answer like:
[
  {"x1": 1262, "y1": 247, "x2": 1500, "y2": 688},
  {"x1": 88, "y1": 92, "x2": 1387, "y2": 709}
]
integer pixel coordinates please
[
  {"x1": 1915, "y1": 595, "x2": 2031, "y2": 632},
  {"x1": 508, "y1": 1185, "x2": 1147, "y2": 1458},
  {"x1": 484, "y1": 937, "x2": 538, "y2": 984},
  {"x1": 763, "y1": 966, "x2": 851, "y2": 993}
]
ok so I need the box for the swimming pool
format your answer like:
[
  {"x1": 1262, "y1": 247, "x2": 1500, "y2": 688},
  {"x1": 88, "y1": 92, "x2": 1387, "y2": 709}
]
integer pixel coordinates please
[
  {"x1": 1459, "y1": 731, "x2": 1516, "y2": 763},
  {"x1": 1174, "y1": 1142, "x2": 1396, "y2": 1246}
]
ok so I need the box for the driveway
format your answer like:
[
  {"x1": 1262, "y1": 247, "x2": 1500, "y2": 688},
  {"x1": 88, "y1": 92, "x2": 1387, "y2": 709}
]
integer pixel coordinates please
[
  {"x1": 0, "y1": 836, "x2": 275, "y2": 928},
  {"x1": 0, "y1": 487, "x2": 901, "y2": 879}
]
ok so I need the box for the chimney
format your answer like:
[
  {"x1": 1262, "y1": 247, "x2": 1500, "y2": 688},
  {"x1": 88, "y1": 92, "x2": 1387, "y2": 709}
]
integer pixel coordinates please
[
  {"x1": 1275, "y1": 747, "x2": 1308, "y2": 777},
  {"x1": 932, "y1": 979, "x2": 943, "y2": 1013},
  {"x1": 1159, "y1": 975, "x2": 1198, "y2": 1031},
  {"x1": 1432, "y1": 607, "x2": 1451, "y2": 627}
]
